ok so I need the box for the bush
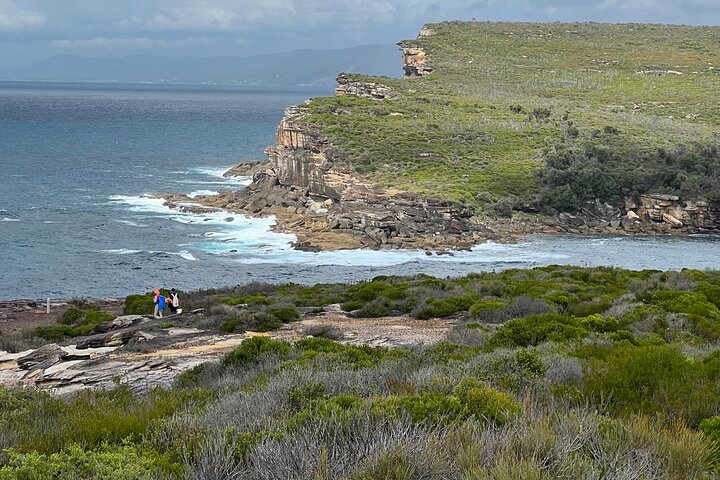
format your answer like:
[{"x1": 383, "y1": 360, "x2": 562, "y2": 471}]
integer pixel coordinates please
[
  {"x1": 223, "y1": 337, "x2": 290, "y2": 367},
  {"x1": 35, "y1": 305, "x2": 115, "y2": 341},
  {"x1": 454, "y1": 378, "x2": 520, "y2": 424},
  {"x1": 468, "y1": 300, "x2": 505, "y2": 319},
  {"x1": 221, "y1": 294, "x2": 271, "y2": 306},
  {"x1": 487, "y1": 314, "x2": 589, "y2": 348},
  {"x1": 269, "y1": 307, "x2": 300, "y2": 323},
  {"x1": 414, "y1": 294, "x2": 476, "y2": 319},
  {"x1": 0, "y1": 444, "x2": 157, "y2": 480},
  {"x1": 123, "y1": 294, "x2": 154, "y2": 315}
]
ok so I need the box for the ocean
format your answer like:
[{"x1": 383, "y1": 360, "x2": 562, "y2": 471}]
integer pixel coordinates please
[{"x1": 1, "y1": 82, "x2": 720, "y2": 300}]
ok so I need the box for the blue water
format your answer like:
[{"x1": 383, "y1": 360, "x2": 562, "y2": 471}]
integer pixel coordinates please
[{"x1": 1, "y1": 82, "x2": 720, "y2": 300}]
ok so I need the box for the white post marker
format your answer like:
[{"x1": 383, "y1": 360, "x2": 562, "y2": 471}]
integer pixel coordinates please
[{"x1": 47, "y1": 298, "x2": 50, "y2": 314}]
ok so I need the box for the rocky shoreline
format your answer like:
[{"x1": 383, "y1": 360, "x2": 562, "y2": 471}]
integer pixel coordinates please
[{"x1": 158, "y1": 156, "x2": 720, "y2": 253}]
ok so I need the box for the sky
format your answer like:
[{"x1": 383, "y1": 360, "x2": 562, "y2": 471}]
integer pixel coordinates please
[{"x1": 1, "y1": 0, "x2": 719, "y2": 70}]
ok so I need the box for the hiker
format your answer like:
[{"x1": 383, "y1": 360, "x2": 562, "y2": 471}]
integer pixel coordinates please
[
  {"x1": 153, "y1": 289, "x2": 166, "y2": 318},
  {"x1": 169, "y1": 288, "x2": 181, "y2": 314}
]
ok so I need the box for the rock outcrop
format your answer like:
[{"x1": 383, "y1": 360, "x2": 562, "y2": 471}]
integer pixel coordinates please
[
  {"x1": 630, "y1": 194, "x2": 720, "y2": 229},
  {"x1": 398, "y1": 42, "x2": 433, "y2": 77},
  {"x1": 0, "y1": 310, "x2": 456, "y2": 396},
  {"x1": 335, "y1": 73, "x2": 392, "y2": 99}
]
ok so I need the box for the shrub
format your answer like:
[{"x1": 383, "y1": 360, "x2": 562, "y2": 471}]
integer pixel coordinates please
[
  {"x1": 123, "y1": 294, "x2": 154, "y2": 315},
  {"x1": 454, "y1": 378, "x2": 520, "y2": 424},
  {"x1": 372, "y1": 392, "x2": 464, "y2": 424},
  {"x1": 414, "y1": 294, "x2": 477, "y2": 319},
  {"x1": 487, "y1": 314, "x2": 589, "y2": 348},
  {"x1": 269, "y1": 307, "x2": 300, "y2": 323},
  {"x1": 468, "y1": 300, "x2": 505, "y2": 319},
  {"x1": 221, "y1": 294, "x2": 271, "y2": 306},
  {"x1": 223, "y1": 337, "x2": 290, "y2": 367},
  {"x1": 35, "y1": 305, "x2": 115, "y2": 341},
  {"x1": 0, "y1": 444, "x2": 157, "y2": 480},
  {"x1": 351, "y1": 298, "x2": 391, "y2": 318}
]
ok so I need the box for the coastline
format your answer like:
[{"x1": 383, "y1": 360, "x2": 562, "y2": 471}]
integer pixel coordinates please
[{"x1": 157, "y1": 159, "x2": 720, "y2": 253}]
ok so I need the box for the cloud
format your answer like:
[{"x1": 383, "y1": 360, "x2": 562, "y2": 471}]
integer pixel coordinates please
[{"x1": 0, "y1": 1, "x2": 45, "y2": 32}]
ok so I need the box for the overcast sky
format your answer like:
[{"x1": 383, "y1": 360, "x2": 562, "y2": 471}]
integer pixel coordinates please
[{"x1": 1, "y1": 0, "x2": 719, "y2": 70}]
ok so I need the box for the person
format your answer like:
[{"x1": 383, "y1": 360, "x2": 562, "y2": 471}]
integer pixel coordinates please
[
  {"x1": 169, "y1": 288, "x2": 181, "y2": 314},
  {"x1": 153, "y1": 289, "x2": 166, "y2": 318}
]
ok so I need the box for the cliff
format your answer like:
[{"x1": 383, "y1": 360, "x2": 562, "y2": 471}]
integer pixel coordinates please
[{"x1": 174, "y1": 22, "x2": 720, "y2": 249}]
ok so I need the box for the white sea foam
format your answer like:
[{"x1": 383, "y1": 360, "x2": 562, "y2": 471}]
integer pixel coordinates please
[
  {"x1": 177, "y1": 250, "x2": 197, "y2": 261},
  {"x1": 188, "y1": 190, "x2": 219, "y2": 198},
  {"x1": 0, "y1": 217, "x2": 20, "y2": 222},
  {"x1": 102, "y1": 249, "x2": 144, "y2": 255},
  {"x1": 115, "y1": 219, "x2": 147, "y2": 227},
  {"x1": 108, "y1": 195, "x2": 169, "y2": 214}
]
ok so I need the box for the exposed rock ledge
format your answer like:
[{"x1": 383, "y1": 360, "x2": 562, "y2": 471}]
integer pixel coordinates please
[{"x1": 0, "y1": 310, "x2": 455, "y2": 397}]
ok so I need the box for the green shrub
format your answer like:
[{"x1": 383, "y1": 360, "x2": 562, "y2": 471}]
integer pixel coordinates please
[
  {"x1": 454, "y1": 378, "x2": 520, "y2": 424},
  {"x1": 698, "y1": 283, "x2": 720, "y2": 308},
  {"x1": 341, "y1": 300, "x2": 365, "y2": 311},
  {"x1": 468, "y1": 300, "x2": 506, "y2": 318},
  {"x1": 269, "y1": 307, "x2": 300, "y2": 323},
  {"x1": 699, "y1": 416, "x2": 720, "y2": 443},
  {"x1": 372, "y1": 392, "x2": 464, "y2": 424},
  {"x1": 35, "y1": 305, "x2": 115, "y2": 341},
  {"x1": 294, "y1": 337, "x2": 344, "y2": 354},
  {"x1": 487, "y1": 314, "x2": 589, "y2": 348},
  {"x1": 645, "y1": 291, "x2": 719, "y2": 319},
  {"x1": 575, "y1": 343, "x2": 715, "y2": 422},
  {"x1": 123, "y1": 294, "x2": 155, "y2": 315},
  {"x1": 221, "y1": 294, "x2": 271, "y2": 306},
  {"x1": 415, "y1": 294, "x2": 477, "y2": 319},
  {"x1": 223, "y1": 336, "x2": 290, "y2": 366},
  {"x1": 219, "y1": 318, "x2": 242, "y2": 333},
  {"x1": 0, "y1": 444, "x2": 157, "y2": 480},
  {"x1": 579, "y1": 314, "x2": 620, "y2": 333}
]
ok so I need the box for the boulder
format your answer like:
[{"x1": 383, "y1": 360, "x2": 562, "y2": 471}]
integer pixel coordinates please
[{"x1": 663, "y1": 213, "x2": 683, "y2": 227}]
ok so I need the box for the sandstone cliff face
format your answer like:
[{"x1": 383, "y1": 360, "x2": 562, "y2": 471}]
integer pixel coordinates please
[
  {"x1": 397, "y1": 41, "x2": 433, "y2": 77},
  {"x1": 631, "y1": 194, "x2": 720, "y2": 229},
  {"x1": 253, "y1": 102, "x2": 486, "y2": 250}
]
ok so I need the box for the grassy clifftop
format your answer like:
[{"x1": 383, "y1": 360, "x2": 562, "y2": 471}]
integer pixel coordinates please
[{"x1": 303, "y1": 22, "x2": 720, "y2": 214}]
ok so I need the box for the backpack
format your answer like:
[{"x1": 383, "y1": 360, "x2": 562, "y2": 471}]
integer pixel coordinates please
[{"x1": 158, "y1": 295, "x2": 166, "y2": 309}]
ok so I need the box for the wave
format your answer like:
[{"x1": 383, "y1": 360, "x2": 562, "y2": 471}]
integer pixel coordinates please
[
  {"x1": 102, "y1": 249, "x2": 144, "y2": 255},
  {"x1": 114, "y1": 219, "x2": 148, "y2": 227},
  {"x1": 188, "y1": 190, "x2": 220, "y2": 198},
  {"x1": 0, "y1": 217, "x2": 20, "y2": 222}
]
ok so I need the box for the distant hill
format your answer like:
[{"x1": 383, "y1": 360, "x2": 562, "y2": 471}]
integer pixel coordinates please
[{"x1": 0, "y1": 45, "x2": 400, "y2": 86}]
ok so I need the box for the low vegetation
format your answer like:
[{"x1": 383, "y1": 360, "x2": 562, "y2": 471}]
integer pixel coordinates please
[
  {"x1": 2, "y1": 266, "x2": 720, "y2": 478},
  {"x1": 303, "y1": 22, "x2": 720, "y2": 214}
]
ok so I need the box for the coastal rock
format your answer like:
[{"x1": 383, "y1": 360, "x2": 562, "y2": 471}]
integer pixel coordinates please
[
  {"x1": 77, "y1": 329, "x2": 137, "y2": 349},
  {"x1": 335, "y1": 74, "x2": 392, "y2": 99},
  {"x1": 17, "y1": 344, "x2": 66, "y2": 370},
  {"x1": 91, "y1": 315, "x2": 148, "y2": 334}
]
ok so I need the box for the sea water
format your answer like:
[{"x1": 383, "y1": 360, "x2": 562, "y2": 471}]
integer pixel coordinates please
[{"x1": 1, "y1": 82, "x2": 720, "y2": 300}]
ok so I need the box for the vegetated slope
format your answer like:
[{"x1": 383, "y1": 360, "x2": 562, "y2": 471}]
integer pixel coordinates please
[
  {"x1": 303, "y1": 22, "x2": 720, "y2": 215},
  {"x1": 4, "y1": 266, "x2": 720, "y2": 477}
]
